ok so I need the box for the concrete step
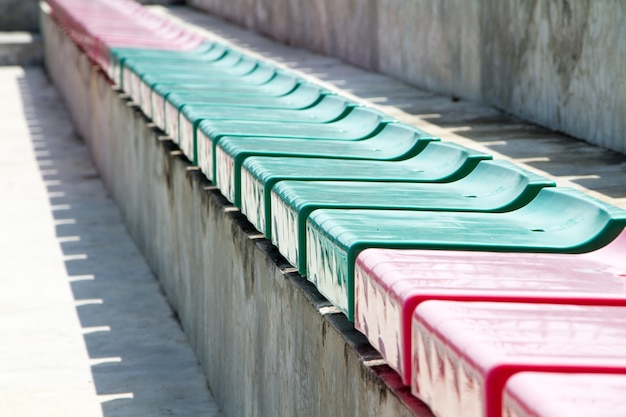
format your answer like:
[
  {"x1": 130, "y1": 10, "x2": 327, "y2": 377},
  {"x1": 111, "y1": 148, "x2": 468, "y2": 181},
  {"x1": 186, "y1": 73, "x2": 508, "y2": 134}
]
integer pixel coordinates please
[{"x1": 0, "y1": 32, "x2": 42, "y2": 66}]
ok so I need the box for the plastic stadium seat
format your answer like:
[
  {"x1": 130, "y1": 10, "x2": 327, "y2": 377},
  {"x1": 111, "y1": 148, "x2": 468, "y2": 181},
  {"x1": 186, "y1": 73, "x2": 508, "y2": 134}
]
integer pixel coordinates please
[
  {"x1": 197, "y1": 105, "x2": 395, "y2": 181},
  {"x1": 503, "y1": 372, "x2": 626, "y2": 417},
  {"x1": 108, "y1": 41, "x2": 218, "y2": 82},
  {"x1": 220, "y1": 127, "x2": 472, "y2": 209},
  {"x1": 271, "y1": 161, "x2": 554, "y2": 277},
  {"x1": 177, "y1": 95, "x2": 355, "y2": 153},
  {"x1": 153, "y1": 72, "x2": 300, "y2": 128},
  {"x1": 48, "y1": 0, "x2": 204, "y2": 70},
  {"x1": 354, "y1": 227, "x2": 626, "y2": 384},
  {"x1": 160, "y1": 74, "x2": 305, "y2": 143},
  {"x1": 306, "y1": 187, "x2": 626, "y2": 319},
  {"x1": 194, "y1": 106, "x2": 392, "y2": 170},
  {"x1": 178, "y1": 84, "x2": 332, "y2": 161},
  {"x1": 412, "y1": 301, "x2": 626, "y2": 417},
  {"x1": 112, "y1": 41, "x2": 227, "y2": 85},
  {"x1": 146, "y1": 65, "x2": 278, "y2": 125},
  {"x1": 124, "y1": 53, "x2": 259, "y2": 116}
]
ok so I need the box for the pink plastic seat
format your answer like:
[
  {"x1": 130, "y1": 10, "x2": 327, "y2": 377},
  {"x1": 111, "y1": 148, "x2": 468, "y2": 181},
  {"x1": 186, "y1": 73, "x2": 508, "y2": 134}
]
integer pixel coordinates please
[
  {"x1": 355, "y1": 231, "x2": 626, "y2": 385},
  {"x1": 354, "y1": 228, "x2": 626, "y2": 386},
  {"x1": 503, "y1": 372, "x2": 626, "y2": 417},
  {"x1": 47, "y1": 0, "x2": 203, "y2": 70},
  {"x1": 411, "y1": 301, "x2": 626, "y2": 417}
]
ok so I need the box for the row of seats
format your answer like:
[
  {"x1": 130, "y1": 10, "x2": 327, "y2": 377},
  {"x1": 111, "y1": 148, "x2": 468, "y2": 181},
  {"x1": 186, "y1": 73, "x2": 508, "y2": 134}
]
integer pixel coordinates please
[{"x1": 46, "y1": 1, "x2": 626, "y2": 417}]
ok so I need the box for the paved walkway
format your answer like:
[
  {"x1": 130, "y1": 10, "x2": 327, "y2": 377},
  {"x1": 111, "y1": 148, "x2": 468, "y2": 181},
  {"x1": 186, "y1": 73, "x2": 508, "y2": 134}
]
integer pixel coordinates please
[{"x1": 0, "y1": 66, "x2": 221, "y2": 416}]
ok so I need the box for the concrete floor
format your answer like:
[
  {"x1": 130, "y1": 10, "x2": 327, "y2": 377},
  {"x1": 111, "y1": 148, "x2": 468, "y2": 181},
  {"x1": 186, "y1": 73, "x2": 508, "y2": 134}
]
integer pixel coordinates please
[{"x1": 0, "y1": 66, "x2": 222, "y2": 416}]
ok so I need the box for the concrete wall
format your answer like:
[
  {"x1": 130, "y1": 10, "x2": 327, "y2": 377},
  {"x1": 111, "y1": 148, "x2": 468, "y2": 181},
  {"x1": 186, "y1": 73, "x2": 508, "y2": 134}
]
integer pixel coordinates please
[
  {"x1": 41, "y1": 8, "x2": 431, "y2": 417},
  {"x1": 0, "y1": 0, "x2": 39, "y2": 31},
  {"x1": 186, "y1": 0, "x2": 626, "y2": 154}
]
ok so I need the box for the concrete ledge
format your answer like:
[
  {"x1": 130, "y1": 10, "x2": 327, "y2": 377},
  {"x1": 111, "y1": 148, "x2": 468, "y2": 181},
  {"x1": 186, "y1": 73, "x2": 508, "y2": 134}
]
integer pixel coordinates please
[{"x1": 42, "y1": 8, "x2": 432, "y2": 417}]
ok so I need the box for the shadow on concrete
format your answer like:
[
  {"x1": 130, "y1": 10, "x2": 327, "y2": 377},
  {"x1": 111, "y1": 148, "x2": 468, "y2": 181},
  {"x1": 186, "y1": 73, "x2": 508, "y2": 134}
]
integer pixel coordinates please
[{"x1": 17, "y1": 67, "x2": 221, "y2": 417}]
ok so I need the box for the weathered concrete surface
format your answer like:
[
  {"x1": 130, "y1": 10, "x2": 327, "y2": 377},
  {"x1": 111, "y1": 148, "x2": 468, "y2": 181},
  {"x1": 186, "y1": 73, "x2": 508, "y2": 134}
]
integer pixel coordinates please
[
  {"x1": 0, "y1": 65, "x2": 222, "y2": 416},
  {"x1": 0, "y1": 32, "x2": 42, "y2": 65},
  {"x1": 42, "y1": 6, "x2": 433, "y2": 417},
  {"x1": 0, "y1": 0, "x2": 39, "y2": 31},
  {"x1": 187, "y1": 0, "x2": 626, "y2": 154}
]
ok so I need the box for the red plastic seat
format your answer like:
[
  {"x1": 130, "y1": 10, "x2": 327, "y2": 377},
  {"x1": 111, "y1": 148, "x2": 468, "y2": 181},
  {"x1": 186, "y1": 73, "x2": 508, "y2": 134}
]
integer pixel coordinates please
[
  {"x1": 47, "y1": 0, "x2": 203, "y2": 71},
  {"x1": 503, "y1": 372, "x2": 626, "y2": 417},
  {"x1": 411, "y1": 301, "x2": 626, "y2": 417},
  {"x1": 354, "y1": 229, "x2": 626, "y2": 386}
]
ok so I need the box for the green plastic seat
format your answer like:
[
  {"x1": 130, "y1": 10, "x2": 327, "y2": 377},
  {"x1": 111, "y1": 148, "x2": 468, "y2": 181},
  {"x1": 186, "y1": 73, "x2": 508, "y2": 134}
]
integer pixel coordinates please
[
  {"x1": 152, "y1": 72, "x2": 299, "y2": 102},
  {"x1": 167, "y1": 85, "x2": 340, "y2": 145},
  {"x1": 164, "y1": 84, "x2": 330, "y2": 148},
  {"x1": 178, "y1": 95, "x2": 357, "y2": 165},
  {"x1": 122, "y1": 48, "x2": 253, "y2": 81},
  {"x1": 124, "y1": 54, "x2": 260, "y2": 115},
  {"x1": 233, "y1": 139, "x2": 488, "y2": 223},
  {"x1": 197, "y1": 107, "x2": 393, "y2": 162},
  {"x1": 270, "y1": 160, "x2": 555, "y2": 273},
  {"x1": 158, "y1": 73, "x2": 303, "y2": 142},
  {"x1": 304, "y1": 187, "x2": 626, "y2": 320},
  {"x1": 200, "y1": 106, "x2": 392, "y2": 142},
  {"x1": 112, "y1": 42, "x2": 227, "y2": 86},
  {"x1": 123, "y1": 50, "x2": 256, "y2": 102},
  {"x1": 197, "y1": 107, "x2": 396, "y2": 186},
  {"x1": 132, "y1": 63, "x2": 267, "y2": 120},
  {"x1": 146, "y1": 64, "x2": 278, "y2": 124},
  {"x1": 108, "y1": 41, "x2": 222, "y2": 84}
]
